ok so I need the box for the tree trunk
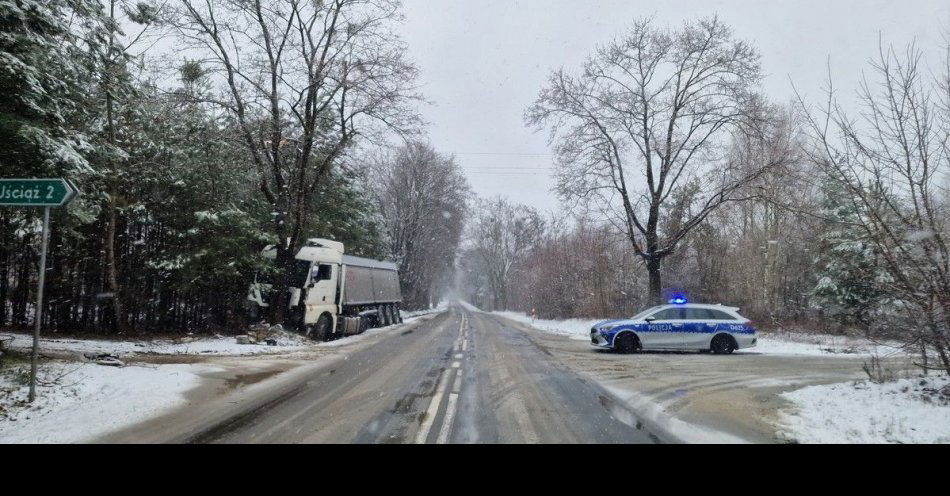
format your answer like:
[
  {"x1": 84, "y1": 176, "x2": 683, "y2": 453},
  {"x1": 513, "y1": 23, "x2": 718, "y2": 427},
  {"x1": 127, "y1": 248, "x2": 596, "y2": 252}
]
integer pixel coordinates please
[
  {"x1": 270, "y1": 245, "x2": 293, "y2": 325},
  {"x1": 105, "y1": 203, "x2": 126, "y2": 333},
  {"x1": 646, "y1": 256, "x2": 663, "y2": 305}
]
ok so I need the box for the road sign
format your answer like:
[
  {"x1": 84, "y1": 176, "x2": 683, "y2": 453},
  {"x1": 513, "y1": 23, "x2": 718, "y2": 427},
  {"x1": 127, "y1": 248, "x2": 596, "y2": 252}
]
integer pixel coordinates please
[
  {"x1": 0, "y1": 178, "x2": 79, "y2": 207},
  {"x1": 0, "y1": 178, "x2": 80, "y2": 402}
]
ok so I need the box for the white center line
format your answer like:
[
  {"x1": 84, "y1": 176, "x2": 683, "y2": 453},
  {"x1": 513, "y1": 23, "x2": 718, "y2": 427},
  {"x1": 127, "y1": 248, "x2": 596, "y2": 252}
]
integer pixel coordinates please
[
  {"x1": 436, "y1": 393, "x2": 460, "y2": 444},
  {"x1": 452, "y1": 369, "x2": 464, "y2": 393},
  {"x1": 414, "y1": 369, "x2": 452, "y2": 444}
]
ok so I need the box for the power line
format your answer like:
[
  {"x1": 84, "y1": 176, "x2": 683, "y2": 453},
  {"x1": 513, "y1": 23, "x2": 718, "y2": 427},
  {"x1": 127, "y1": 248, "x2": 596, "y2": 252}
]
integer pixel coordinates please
[{"x1": 455, "y1": 152, "x2": 554, "y2": 157}]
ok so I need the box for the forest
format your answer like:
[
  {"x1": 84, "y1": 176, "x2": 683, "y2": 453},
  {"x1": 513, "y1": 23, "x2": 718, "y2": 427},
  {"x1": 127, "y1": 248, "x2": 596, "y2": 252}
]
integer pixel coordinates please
[{"x1": 1, "y1": 1, "x2": 948, "y2": 374}]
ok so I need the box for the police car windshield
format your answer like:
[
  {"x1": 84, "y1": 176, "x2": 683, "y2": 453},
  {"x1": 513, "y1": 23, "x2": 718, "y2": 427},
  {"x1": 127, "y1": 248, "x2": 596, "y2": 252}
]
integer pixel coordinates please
[{"x1": 631, "y1": 306, "x2": 665, "y2": 321}]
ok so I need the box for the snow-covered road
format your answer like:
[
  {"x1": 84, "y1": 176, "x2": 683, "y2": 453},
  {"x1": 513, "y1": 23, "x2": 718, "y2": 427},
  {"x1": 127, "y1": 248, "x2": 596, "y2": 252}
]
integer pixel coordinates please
[{"x1": 486, "y1": 309, "x2": 934, "y2": 444}]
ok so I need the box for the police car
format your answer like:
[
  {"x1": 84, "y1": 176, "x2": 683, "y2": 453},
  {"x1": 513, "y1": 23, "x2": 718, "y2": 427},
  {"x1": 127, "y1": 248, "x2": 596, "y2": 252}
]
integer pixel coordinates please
[{"x1": 590, "y1": 298, "x2": 757, "y2": 354}]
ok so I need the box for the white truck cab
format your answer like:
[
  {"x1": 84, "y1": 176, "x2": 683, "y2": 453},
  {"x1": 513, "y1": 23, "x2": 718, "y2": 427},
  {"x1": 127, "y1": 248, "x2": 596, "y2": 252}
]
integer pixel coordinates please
[{"x1": 248, "y1": 239, "x2": 403, "y2": 340}]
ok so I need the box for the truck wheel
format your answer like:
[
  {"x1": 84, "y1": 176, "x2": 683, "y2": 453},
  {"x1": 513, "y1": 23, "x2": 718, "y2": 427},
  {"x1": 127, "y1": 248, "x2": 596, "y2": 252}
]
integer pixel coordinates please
[
  {"x1": 379, "y1": 305, "x2": 390, "y2": 327},
  {"x1": 310, "y1": 313, "x2": 332, "y2": 341},
  {"x1": 394, "y1": 304, "x2": 403, "y2": 324},
  {"x1": 358, "y1": 316, "x2": 370, "y2": 334},
  {"x1": 386, "y1": 305, "x2": 396, "y2": 326}
]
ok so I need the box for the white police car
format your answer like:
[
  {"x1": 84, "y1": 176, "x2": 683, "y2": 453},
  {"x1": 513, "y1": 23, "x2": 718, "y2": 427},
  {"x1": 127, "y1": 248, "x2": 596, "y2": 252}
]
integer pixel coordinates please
[{"x1": 590, "y1": 299, "x2": 757, "y2": 354}]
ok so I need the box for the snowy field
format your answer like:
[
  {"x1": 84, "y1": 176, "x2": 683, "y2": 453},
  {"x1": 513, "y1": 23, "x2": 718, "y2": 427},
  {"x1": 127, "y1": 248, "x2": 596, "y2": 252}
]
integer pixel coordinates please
[
  {"x1": 779, "y1": 375, "x2": 950, "y2": 444},
  {"x1": 0, "y1": 360, "x2": 215, "y2": 443},
  {"x1": 492, "y1": 310, "x2": 904, "y2": 357}
]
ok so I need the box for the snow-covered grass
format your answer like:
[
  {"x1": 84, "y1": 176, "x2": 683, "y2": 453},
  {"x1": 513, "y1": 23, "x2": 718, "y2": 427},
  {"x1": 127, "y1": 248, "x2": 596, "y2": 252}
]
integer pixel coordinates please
[
  {"x1": 0, "y1": 359, "x2": 215, "y2": 443},
  {"x1": 492, "y1": 310, "x2": 903, "y2": 357},
  {"x1": 0, "y1": 304, "x2": 451, "y2": 359},
  {"x1": 748, "y1": 331, "x2": 904, "y2": 357},
  {"x1": 779, "y1": 375, "x2": 950, "y2": 444},
  {"x1": 493, "y1": 311, "x2": 600, "y2": 341},
  {"x1": 2, "y1": 331, "x2": 314, "y2": 358}
]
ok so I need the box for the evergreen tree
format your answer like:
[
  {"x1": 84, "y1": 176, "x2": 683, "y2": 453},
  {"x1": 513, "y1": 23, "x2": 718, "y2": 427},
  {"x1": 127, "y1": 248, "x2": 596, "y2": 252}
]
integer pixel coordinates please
[
  {"x1": 0, "y1": 0, "x2": 105, "y2": 176},
  {"x1": 811, "y1": 177, "x2": 886, "y2": 326}
]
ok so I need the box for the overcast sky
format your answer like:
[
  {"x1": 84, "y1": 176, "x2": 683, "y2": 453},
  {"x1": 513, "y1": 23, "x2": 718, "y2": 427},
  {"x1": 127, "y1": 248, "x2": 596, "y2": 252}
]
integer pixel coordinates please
[{"x1": 398, "y1": 0, "x2": 950, "y2": 213}]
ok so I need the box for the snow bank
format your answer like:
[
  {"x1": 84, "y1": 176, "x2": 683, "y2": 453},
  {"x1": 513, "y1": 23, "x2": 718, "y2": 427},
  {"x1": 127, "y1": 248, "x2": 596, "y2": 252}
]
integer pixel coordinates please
[
  {"x1": 1, "y1": 304, "x2": 451, "y2": 358},
  {"x1": 491, "y1": 310, "x2": 902, "y2": 357},
  {"x1": 779, "y1": 375, "x2": 950, "y2": 444},
  {"x1": 456, "y1": 300, "x2": 481, "y2": 313},
  {"x1": 401, "y1": 301, "x2": 449, "y2": 319},
  {"x1": 319, "y1": 309, "x2": 446, "y2": 348},
  {"x1": 3, "y1": 332, "x2": 313, "y2": 358},
  {"x1": 0, "y1": 361, "x2": 214, "y2": 443},
  {"x1": 493, "y1": 311, "x2": 600, "y2": 341},
  {"x1": 745, "y1": 332, "x2": 904, "y2": 358}
]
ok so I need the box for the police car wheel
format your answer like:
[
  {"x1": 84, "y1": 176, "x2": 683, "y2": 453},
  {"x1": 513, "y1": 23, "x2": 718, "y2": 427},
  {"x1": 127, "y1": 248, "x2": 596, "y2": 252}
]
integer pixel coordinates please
[
  {"x1": 614, "y1": 333, "x2": 640, "y2": 354},
  {"x1": 711, "y1": 334, "x2": 736, "y2": 355}
]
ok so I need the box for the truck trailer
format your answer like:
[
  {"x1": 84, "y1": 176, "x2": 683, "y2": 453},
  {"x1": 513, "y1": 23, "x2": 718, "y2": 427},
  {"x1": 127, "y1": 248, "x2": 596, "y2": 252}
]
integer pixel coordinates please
[{"x1": 247, "y1": 239, "x2": 403, "y2": 340}]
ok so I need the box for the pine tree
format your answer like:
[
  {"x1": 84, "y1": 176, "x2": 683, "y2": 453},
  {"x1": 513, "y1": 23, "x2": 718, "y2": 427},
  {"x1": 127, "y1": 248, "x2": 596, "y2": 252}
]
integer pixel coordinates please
[
  {"x1": 811, "y1": 177, "x2": 886, "y2": 326},
  {"x1": 0, "y1": 0, "x2": 104, "y2": 176}
]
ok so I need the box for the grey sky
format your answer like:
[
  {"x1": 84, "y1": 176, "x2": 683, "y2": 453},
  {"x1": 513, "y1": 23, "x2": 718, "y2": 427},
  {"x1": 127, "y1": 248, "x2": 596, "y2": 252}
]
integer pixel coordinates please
[{"x1": 399, "y1": 0, "x2": 950, "y2": 213}]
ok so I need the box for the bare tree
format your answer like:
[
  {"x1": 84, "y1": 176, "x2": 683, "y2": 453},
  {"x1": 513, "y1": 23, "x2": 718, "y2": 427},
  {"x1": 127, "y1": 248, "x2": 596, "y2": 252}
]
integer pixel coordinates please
[
  {"x1": 370, "y1": 142, "x2": 469, "y2": 309},
  {"x1": 464, "y1": 198, "x2": 544, "y2": 311},
  {"x1": 799, "y1": 39, "x2": 950, "y2": 374},
  {"x1": 168, "y1": 0, "x2": 420, "y2": 323},
  {"x1": 526, "y1": 16, "x2": 779, "y2": 304}
]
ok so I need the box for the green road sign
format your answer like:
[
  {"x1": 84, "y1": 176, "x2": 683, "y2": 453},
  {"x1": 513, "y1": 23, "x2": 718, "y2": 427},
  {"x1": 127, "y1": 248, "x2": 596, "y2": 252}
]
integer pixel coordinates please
[{"x1": 0, "y1": 178, "x2": 79, "y2": 207}]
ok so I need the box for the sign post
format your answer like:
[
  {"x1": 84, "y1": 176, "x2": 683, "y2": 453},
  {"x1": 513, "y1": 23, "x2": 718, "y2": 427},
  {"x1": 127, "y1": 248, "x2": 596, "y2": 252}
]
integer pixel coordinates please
[{"x1": 0, "y1": 179, "x2": 79, "y2": 402}]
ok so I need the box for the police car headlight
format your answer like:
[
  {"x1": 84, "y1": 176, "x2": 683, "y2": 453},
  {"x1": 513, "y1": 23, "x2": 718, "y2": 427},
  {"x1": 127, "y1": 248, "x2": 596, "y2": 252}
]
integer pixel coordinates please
[{"x1": 599, "y1": 325, "x2": 619, "y2": 332}]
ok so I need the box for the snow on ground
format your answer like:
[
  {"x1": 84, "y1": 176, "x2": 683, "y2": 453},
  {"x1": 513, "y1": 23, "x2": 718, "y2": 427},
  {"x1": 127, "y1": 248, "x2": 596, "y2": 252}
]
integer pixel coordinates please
[
  {"x1": 401, "y1": 301, "x2": 449, "y2": 319},
  {"x1": 3, "y1": 332, "x2": 312, "y2": 358},
  {"x1": 456, "y1": 300, "x2": 481, "y2": 313},
  {"x1": 492, "y1": 310, "x2": 903, "y2": 357},
  {"x1": 779, "y1": 375, "x2": 950, "y2": 444},
  {"x1": 319, "y1": 308, "x2": 447, "y2": 348},
  {"x1": 603, "y1": 385, "x2": 751, "y2": 444},
  {"x1": 494, "y1": 311, "x2": 600, "y2": 340},
  {"x1": 0, "y1": 305, "x2": 451, "y2": 359},
  {"x1": 0, "y1": 360, "x2": 216, "y2": 443}
]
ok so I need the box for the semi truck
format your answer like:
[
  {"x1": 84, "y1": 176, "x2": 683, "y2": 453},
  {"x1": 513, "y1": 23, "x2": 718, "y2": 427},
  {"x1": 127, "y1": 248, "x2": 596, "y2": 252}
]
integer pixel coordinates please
[{"x1": 247, "y1": 238, "x2": 403, "y2": 341}]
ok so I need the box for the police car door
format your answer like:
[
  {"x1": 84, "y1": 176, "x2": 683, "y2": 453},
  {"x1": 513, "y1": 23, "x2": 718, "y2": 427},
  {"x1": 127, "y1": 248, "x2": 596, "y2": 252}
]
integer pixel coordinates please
[
  {"x1": 682, "y1": 308, "x2": 717, "y2": 349},
  {"x1": 643, "y1": 308, "x2": 686, "y2": 349}
]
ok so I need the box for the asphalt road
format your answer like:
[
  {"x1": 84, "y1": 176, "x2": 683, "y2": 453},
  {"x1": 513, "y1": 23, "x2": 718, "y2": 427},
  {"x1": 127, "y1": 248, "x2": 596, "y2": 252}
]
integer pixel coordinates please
[{"x1": 101, "y1": 304, "x2": 663, "y2": 444}]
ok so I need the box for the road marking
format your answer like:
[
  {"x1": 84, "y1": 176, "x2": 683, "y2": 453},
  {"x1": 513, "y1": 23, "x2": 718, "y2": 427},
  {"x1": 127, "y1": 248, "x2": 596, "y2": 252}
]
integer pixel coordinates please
[
  {"x1": 417, "y1": 310, "x2": 469, "y2": 444},
  {"x1": 414, "y1": 369, "x2": 452, "y2": 444},
  {"x1": 436, "y1": 393, "x2": 459, "y2": 444},
  {"x1": 452, "y1": 369, "x2": 464, "y2": 393}
]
